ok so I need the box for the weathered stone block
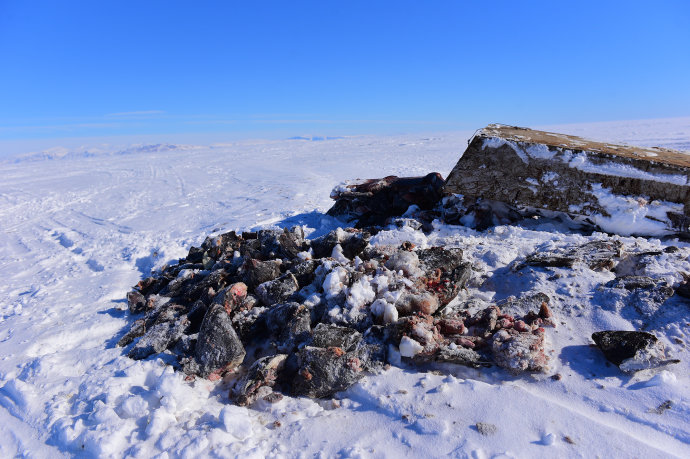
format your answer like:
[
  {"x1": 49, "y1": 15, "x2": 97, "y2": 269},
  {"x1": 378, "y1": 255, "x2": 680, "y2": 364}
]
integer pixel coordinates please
[{"x1": 445, "y1": 124, "x2": 690, "y2": 237}]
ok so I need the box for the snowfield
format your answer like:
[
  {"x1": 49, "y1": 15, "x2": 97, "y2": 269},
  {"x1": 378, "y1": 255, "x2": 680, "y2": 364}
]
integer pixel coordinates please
[{"x1": 1, "y1": 118, "x2": 689, "y2": 458}]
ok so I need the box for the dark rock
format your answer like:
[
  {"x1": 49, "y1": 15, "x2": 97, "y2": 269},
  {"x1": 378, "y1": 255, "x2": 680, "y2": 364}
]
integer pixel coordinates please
[
  {"x1": 676, "y1": 273, "x2": 690, "y2": 299},
  {"x1": 232, "y1": 306, "x2": 268, "y2": 343},
  {"x1": 327, "y1": 173, "x2": 445, "y2": 227},
  {"x1": 417, "y1": 247, "x2": 464, "y2": 273},
  {"x1": 311, "y1": 323, "x2": 362, "y2": 351},
  {"x1": 193, "y1": 268, "x2": 235, "y2": 298},
  {"x1": 187, "y1": 300, "x2": 209, "y2": 334},
  {"x1": 151, "y1": 303, "x2": 186, "y2": 326},
  {"x1": 288, "y1": 259, "x2": 319, "y2": 288},
  {"x1": 195, "y1": 304, "x2": 246, "y2": 378},
  {"x1": 240, "y1": 259, "x2": 281, "y2": 290},
  {"x1": 136, "y1": 276, "x2": 167, "y2": 296},
  {"x1": 356, "y1": 325, "x2": 389, "y2": 371},
  {"x1": 264, "y1": 302, "x2": 312, "y2": 352},
  {"x1": 117, "y1": 319, "x2": 146, "y2": 347},
  {"x1": 232, "y1": 354, "x2": 288, "y2": 406},
  {"x1": 186, "y1": 246, "x2": 205, "y2": 263},
  {"x1": 201, "y1": 230, "x2": 242, "y2": 259},
  {"x1": 291, "y1": 346, "x2": 365, "y2": 398},
  {"x1": 127, "y1": 291, "x2": 146, "y2": 314},
  {"x1": 258, "y1": 227, "x2": 307, "y2": 260},
  {"x1": 128, "y1": 317, "x2": 189, "y2": 360},
  {"x1": 256, "y1": 273, "x2": 299, "y2": 306},
  {"x1": 340, "y1": 231, "x2": 371, "y2": 259},
  {"x1": 310, "y1": 228, "x2": 370, "y2": 259},
  {"x1": 159, "y1": 271, "x2": 201, "y2": 298},
  {"x1": 310, "y1": 229, "x2": 342, "y2": 259},
  {"x1": 591, "y1": 330, "x2": 678, "y2": 373},
  {"x1": 436, "y1": 345, "x2": 482, "y2": 367},
  {"x1": 173, "y1": 333, "x2": 197, "y2": 356}
]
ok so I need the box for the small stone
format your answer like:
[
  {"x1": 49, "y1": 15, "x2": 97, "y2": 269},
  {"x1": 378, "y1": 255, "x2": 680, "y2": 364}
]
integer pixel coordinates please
[
  {"x1": 127, "y1": 291, "x2": 146, "y2": 314},
  {"x1": 475, "y1": 422, "x2": 497, "y2": 436},
  {"x1": 263, "y1": 392, "x2": 284, "y2": 403},
  {"x1": 232, "y1": 354, "x2": 287, "y2": 406},
  {"x1": 649, "y1": 399, "x2": 673, "y2": 414}
]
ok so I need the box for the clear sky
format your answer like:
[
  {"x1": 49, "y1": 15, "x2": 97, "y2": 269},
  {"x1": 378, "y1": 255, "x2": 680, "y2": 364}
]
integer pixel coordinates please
[{"x1": 1, "y1": 1, "x2": 689, "y2": 152}]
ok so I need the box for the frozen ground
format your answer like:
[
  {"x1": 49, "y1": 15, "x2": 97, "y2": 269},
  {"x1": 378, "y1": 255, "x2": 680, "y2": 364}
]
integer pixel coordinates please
[{"x1": 0, "y1": 118, "x2": 689, "y2": 458}]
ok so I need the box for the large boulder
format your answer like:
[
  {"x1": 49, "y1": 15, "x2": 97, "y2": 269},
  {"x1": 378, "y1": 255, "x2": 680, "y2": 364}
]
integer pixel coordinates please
[{"x1": 444, "y1": 124, "x2": 690, "y2": 237}]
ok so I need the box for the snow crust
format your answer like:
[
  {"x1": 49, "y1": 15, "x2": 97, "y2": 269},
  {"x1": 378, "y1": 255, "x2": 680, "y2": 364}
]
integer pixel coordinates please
[{"x1": 1, "y1": 120, "x2": 689, "y2": 458}]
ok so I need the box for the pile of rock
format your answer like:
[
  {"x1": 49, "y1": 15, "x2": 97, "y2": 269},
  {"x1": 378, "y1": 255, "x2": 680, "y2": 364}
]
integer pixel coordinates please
[
  {"x1": 119, "y1": 222, "x2": 557, "y2": 403},
  {"x1": 119, "y1": 147, "x2": 685, "y2": 403}
]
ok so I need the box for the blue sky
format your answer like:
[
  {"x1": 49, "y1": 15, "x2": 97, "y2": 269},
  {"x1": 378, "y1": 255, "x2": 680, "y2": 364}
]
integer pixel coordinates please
[{"x1": 1, "y1": 1, "x2": 689, "y2": 151}]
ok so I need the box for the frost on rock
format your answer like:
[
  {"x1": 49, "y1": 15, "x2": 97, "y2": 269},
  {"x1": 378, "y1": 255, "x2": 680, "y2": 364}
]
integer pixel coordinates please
[
  {"x1": 291, "y1": 346, "x2": 365, "y2": 398},
  {"x1": 516, "y1": 240, "x2": 623, "y2": 271},
  {"x1": 491, "y1": 328, "x2": 549, "y2": 374},
  {"x1": 193, "y1": 304, "x2": 246, "y2": 378},
  {"x1": 119, "y1": 220, "x2": 489, "y2": 402}
]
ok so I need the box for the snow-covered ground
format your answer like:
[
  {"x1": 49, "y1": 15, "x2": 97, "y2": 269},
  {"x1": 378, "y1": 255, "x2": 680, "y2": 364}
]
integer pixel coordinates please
[{"x1": 0, "y1": 118, "x2": 689, "y2": 458}]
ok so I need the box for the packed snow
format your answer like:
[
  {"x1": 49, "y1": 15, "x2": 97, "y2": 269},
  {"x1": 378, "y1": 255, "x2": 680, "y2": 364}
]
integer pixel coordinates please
[{"x1": 1, "y1": 118, "x2": 689, "y2": 458}]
